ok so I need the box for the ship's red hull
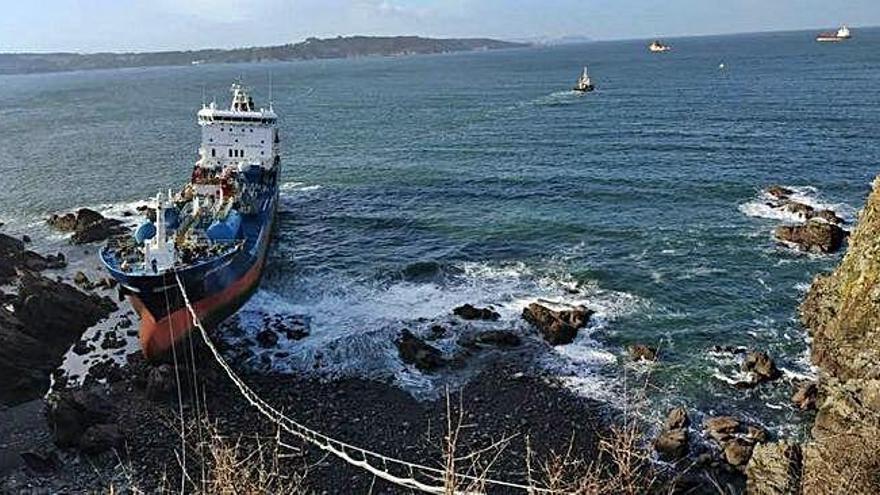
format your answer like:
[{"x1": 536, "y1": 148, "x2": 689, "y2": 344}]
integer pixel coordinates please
[{"x1": 132, "y1": 254, "x2": 265, "y2": 361}]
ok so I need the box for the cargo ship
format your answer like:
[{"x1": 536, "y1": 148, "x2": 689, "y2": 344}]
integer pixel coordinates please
[
  {"x1": 816, "y1": 25, "x2": 851, "y2": 42},
  {"x1": 100, "y1": 83, "x2": 280, "y2": 360}
]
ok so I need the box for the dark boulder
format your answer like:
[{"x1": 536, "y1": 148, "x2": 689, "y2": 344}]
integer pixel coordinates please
[
  {"x1": 813, "y1": 209, "x2": 843, "y2": 225},
  {"x1": 522, "y1": 303, "x2": 593, "y2": 346},
  {"x1": 396, "y1": 329, "x2": 447, "y2": 372},
  {"x1": 741, "y1": 351, "x2": 782, "y2": 384},
  {"x1": 48, "y1": 208, "x2": 125, "y2": 245},
  {"x1": 100, "y1": 331, "x2": 126, "y2": 350},
  {"x1": 0, "y1": 272, "x2": 116, "y2": 405},
  {"x1": 628, "y1": 344, "x2": 658, "y2": 362},
  {"x1": 724, "y1": 438, "x2": 755, "y2": 467},
  {"x1": 78, "y1": 423, "x2": 123, "y2": 455},
  {"x1": 73, "y1": 271, "x2": 92, "y2": 289},
  {"x1": 665, "y1": 406, "x2": 690, "y2": 431},
  {"x1": 775, "y1": 221, "x2": 846, "y2": 254},
  {"x1": 453, "y1": 304, "x2": 500, "y2": 321},
  {"x1": 654, "y1": 429, "x2": 688, "y2": 461},
  {"x1": 767, "y1": 185, "x2": 794, "y2": 200},
  {"x1": 46, "y1": 387, "x2": 115, "y2": 448}
]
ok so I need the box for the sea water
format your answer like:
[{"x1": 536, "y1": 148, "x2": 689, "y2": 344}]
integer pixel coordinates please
[{"x1": 2, "y1": 29, "x2": 879, "y2": 434}]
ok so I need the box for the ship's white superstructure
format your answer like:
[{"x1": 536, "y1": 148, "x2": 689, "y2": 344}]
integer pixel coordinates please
[{"x1": 196, "y1": 83, "x2": 279, "y2": 172}]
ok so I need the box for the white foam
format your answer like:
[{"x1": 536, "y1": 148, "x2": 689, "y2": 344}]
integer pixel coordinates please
[
  {"x1": 739, "y1": 185, "x2": 855, "y2": 224},
  {"x1": 280, "y1": 181, "x2": 322, "y2": 193},
  {"x1": 223, "y1": 259, "x2": 647, "y2": 399}
]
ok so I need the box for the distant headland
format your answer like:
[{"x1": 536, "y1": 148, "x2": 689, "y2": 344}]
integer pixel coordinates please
[{"x1": 0, "y1": 36, "x2": 528, "y2": 75}]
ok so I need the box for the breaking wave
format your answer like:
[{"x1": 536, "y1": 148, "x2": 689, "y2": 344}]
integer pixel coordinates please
[
  {"x1": 222, "y1": 259, "x2": 647, "y2": 399},
  {"x1": 738, "y1": 185, "x2": 855, "y2": 224}
]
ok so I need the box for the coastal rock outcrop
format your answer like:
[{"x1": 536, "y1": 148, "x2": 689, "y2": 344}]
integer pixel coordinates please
[
  {"x1": 628, "y1": 344, "x2": 658, "y2": 362},
  {"x1": 702, "y1": 415, "x2": 768, "y2": 470},
  {"x1": 396, "y1": 329, "x2": 447, "y2": 371},
  {"x1": 47, "y1": 208, "x2": 125, "y2": 245},
  {"x1": 46, "y1": 387, "x2": 121, "y2": 454},
  {"x1": 791, "y1": 382, "x2": 818, "y2": 411},
  {"x1": 452, "y1": 304, "x2": 500, "y2": 321},
  {"x1": 775, "y1": 220, "x2": 845, "y2": 254},
  {"x1": 740, "y1": 351, "x2": 781, "y2": 386},
  {"x1": 794, "y1": 177, "x2": 880, "y2": 493},
  {"x1": 745, "y1": 442, "x2": 803, "y2": 495},
  {"x1": 654, "y1": 407, "x2": 690, "y2": 461},
  {"x1": 521, "y1": 302, "x2": 593, "y2": 346},
  {"x1": 0, "y1": 269, "x2": 116, "y2": 405}
]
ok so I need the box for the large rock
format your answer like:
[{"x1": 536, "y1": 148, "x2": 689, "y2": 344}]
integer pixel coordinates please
[
  {"x1": 746, "y1": 442, "x2": 802, "y2": 495},
  {"x1": 46, "y1": 387, "x2": 115, "y2": 448},
  {"x1": 665, "y1": 406, "x2": 690, "y2": 430},
  {"x1": 775, "y1": 220, "x2": 846, "y2": 254},
  {"x1": 78, "y1": 423, "x2": 123, "y2": 455},
  {"x1": 0, "y1": 233, "x2": 66, "y2": 284},
  {"x1": 654, "y1": 429, "x2": 688, "y2": 461},
  {"x1": 396, "y1": 329, "x2": 447, "y2": 371},
  {"x1": 521, "y1": 303, "x2": 593, "y2": 346},
  {"x1": 767, "y1": 185, "x2": 794, "y2": 200},
  {"x1": 47, "y1": 208, "x2": 125, "y2": 245},
  {"x1": 452, "y1": 304, "x2": 500, "y2": 321},
  {"x1": 741, "y1": 351, "x2": 782, "y2": 385},
  {"x1": 628, "y1": 344, "x2": 658, "y2": 362},
  {"x1": 0, "y1": 272, "x2": 116, "y2": 405}
]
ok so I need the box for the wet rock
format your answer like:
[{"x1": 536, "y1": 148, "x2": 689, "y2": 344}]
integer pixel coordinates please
[
  {"x1": 654, "y1": 428, "x2": 688, "y2": 461},
  {"x1": 48, "y1": 208, "x2": 125, "y2": 245},
  {"x1": 396, "y1": 329, "x2": 447, "y2": 372},
  {"x1": 46, "y1": 387, "x2": 115, "y2": 448},
  {"x1": 73, "y1": 271, "x2": 92, "y2": 289},
  {"x1": 100, "y1": 331, "x2": 126, "y2": 350},
  {"x1": 665, "y1": 406, "x2": 690, "y2": 431},
  {"x1": 72, "y1": 340, "x2": 93, "y2": 356},
  {"x1": 741, "y1": 351, "x2": 782, "y2": 384},
  {"x1": 256, "y1": 329, "x2": 279, "y2": 348},
  {"x1": 146, "y1": 364, "x2": 176, "y2": 401},
  {"x1": 522, "y1": 302, "x2": 593, "y2": 346},
  {"x1": 746, "y1": 442, "x2": 802, "y2": 495},
  {"x1": 86, "y1": 359, "x2": 125, "y2": 385},
  {"x1": 0, "y1": 272, "x2": 116, "y2": 405},
  {"x1": 791, "y1": 382, "x2": 818, "y2": 411},
  {"x1": 428, "y1": 325, "x2": 447, "y2": 339},
  {"x1": 767, "y1": 185, "x2": 794, "y2": 200},
  {"x1": 723, "y1": 438, "x2": 754, "y2": 467},
  {"x1": 704, "y1": 416, "x2": 740, "y2": 443},
  {"x1": 775, "y1": 221, "x2": 846, "y2": 254},
  {"x1": 782, "y1": 200, "x2": 814, "y2": 219},
  {"x1": 453, "y1": 304, "x2": 500, "y2": 321},
  {"x1": 78, "y1": 423, "x2": 123, "y2": 454},
  {"x1": 21, "y1": 234, "x2": 31, "y2": 243},
  {"x1": 628, "y1": 344, "x2": 658, "y2": 362},
  {"x1": 95, "y1": 277, "x2": 117, "y2": 290},
  {"x1": 814, "y1": 209, "x2": 843, "y2": 225}
]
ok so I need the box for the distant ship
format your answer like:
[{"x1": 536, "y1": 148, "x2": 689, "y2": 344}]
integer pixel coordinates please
[
  {"x1": 101, "y1": 83, "x2": 280, "y2": 360},
  {"x1": 573, "y1": 67, "x2": 595, "y2": 92},
  {"x1": 649, "y1": 40, "x2": 671, "y2": 53},
  {"x1": 816, "y1": 25, "x2": 852, "y2": 42}
]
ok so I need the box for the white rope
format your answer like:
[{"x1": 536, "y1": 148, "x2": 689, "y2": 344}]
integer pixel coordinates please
[{"x1": 174, "y1": 272, "x2": 553, "y2": 494}]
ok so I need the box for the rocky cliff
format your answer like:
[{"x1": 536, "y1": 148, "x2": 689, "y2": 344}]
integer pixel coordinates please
[{"x1": 773, "y1": 177, "x2": 880, "y2": 494}]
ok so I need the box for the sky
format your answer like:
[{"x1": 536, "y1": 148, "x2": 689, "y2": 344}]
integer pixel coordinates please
[{"x1": 0, "y1": 0, "x2": 877, "y2": 53}]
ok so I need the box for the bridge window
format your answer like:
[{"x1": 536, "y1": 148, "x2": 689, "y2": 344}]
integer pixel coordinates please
[{"x1": 211, "y1": 149, "x2": 216, "y2": 157}]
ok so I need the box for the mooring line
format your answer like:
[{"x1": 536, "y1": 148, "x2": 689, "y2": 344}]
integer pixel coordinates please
[{"x1": 173, "y1": 272, "x2": 554, "y2": 494}]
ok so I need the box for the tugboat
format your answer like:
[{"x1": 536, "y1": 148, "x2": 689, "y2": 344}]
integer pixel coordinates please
[
  {"x1": 816, "y1": 25, "x2": 852, "y2": 42},
  {"x1": 649, "y1": 40, "x2": 671, "y2": 53},
  {"x1": 100, "y1": 83, "x2": 281, "y2": 360},
  {"x1": 573, "y1": 67, "x2": 595, "y2": 92}
]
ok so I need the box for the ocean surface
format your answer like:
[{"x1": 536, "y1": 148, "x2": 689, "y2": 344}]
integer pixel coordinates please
[{"x1": 2, "y1": 29, "x2": 879, "y2": 436}]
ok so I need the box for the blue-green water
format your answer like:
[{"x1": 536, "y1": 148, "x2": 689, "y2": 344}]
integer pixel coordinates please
[{"x1": 2, "y1": 29, "x2": 879, "y2": 434}]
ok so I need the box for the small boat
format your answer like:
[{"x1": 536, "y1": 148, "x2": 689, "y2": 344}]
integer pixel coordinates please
[
  {"x1": 573, "y1": 67, "x2": 595, "y2": 92},
  {"x1": 649, "y1": 40, "x2": 671, "y2": 53},
  {"x1": 816, "y1": 25, "x2": 852, "y2": 42}
]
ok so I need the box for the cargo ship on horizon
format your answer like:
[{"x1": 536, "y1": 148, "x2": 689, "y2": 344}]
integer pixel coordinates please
[
  {"x1": 816, "y1": 25, "x2": 852, "y2": 42},
  {"x1": 100, "y1": 83, "x2": 280, "y2": 360}
]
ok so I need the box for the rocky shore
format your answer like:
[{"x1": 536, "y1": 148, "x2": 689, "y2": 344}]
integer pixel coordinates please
[{"x1": 5, "y1": 181, "x2": 877, "y2": 493}]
